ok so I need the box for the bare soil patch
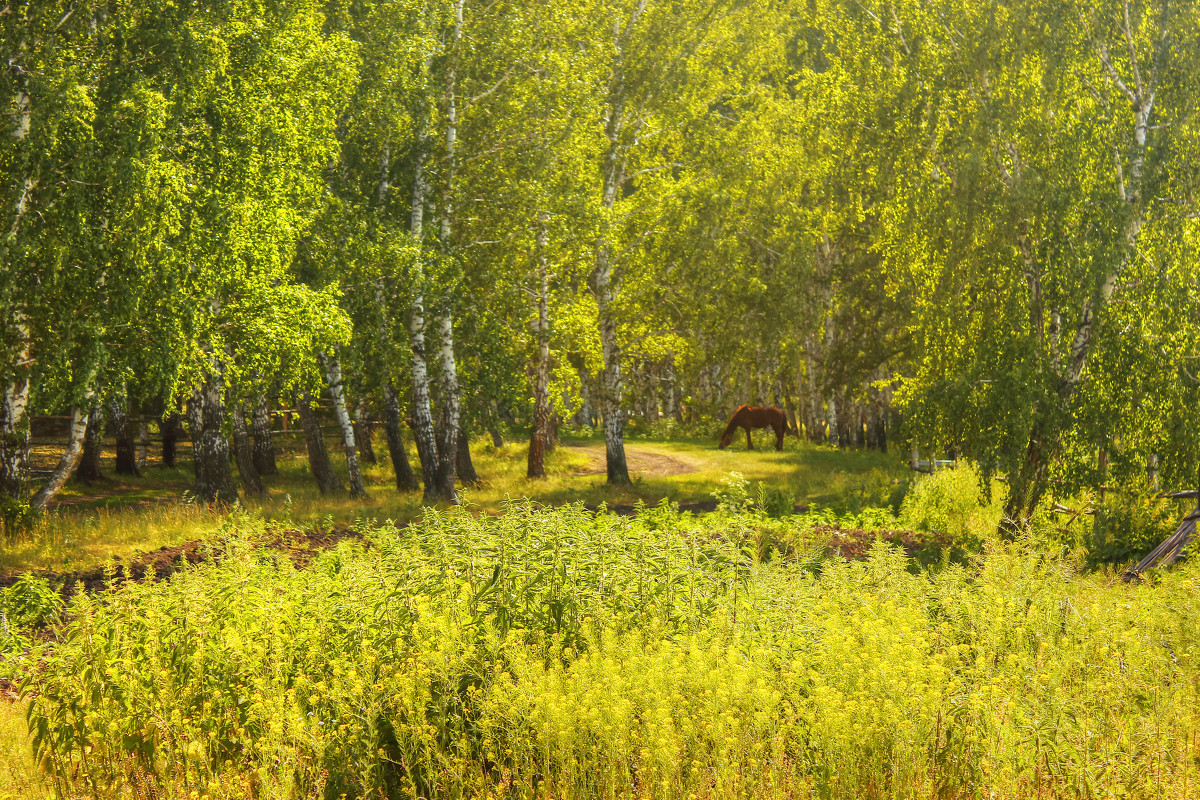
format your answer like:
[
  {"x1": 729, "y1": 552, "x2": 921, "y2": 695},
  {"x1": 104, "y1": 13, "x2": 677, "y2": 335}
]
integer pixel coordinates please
[
  {"x1": 0, "y1": 526, "x2": 366, "y2": 597},
  {"x1": 570, "y1": 444, "x2": 698, "y2": 478},
  {"x1": 818, "y1": 524, "x2": 957, "y2": 562}
]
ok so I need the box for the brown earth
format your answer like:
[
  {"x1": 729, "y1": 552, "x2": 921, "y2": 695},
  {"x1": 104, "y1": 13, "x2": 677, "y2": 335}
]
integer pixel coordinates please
[
  {"x1": 0, "y1": 526, "x2": 367, "y2": 597},
  {"x1": 818, "y1": 524, "x2": 957, "y2": 561},
  {"x1": 570, "y1": 444, "x2": 699, "y2": 478}
]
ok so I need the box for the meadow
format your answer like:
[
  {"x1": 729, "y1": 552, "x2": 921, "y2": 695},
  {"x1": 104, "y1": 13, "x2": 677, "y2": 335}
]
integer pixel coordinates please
[
  {"x1": 2, "y1": 434, "x2": 1198, "y2": 799},
  {"x1": 0, "y1": 429, "x2": 902, "y2": 576}
]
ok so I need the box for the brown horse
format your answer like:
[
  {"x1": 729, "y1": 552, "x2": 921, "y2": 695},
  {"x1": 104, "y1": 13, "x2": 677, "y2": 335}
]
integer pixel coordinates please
[{"x1": 718, "y1": 406, "x2": 795, "y2": 451}]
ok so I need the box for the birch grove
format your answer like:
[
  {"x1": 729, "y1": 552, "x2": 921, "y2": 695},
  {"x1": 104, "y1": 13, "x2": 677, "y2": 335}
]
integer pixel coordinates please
[{"x1": 1, "y1": 0, "x2": 1199, "y2": 539}]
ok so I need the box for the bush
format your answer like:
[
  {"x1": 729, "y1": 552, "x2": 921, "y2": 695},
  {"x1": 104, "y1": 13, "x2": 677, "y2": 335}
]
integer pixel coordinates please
[
  {"x1": 898, "y1": 462, "x2": 1003, "y2": 550},
  {"x1": 1088, "y1": 487, "x2": 1179, "y2": 566},
  {"x1": 0, "y1": 574, "x2": 62, "y2": 669}
]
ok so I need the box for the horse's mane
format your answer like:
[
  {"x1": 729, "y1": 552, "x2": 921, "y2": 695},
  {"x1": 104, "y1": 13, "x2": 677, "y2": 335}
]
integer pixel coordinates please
[{"x1": 721, "y1": 405, "x2": 751, "y2": 441}]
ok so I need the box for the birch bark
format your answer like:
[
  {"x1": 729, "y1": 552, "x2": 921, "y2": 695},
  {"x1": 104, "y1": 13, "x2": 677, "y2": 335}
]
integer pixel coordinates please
[
  {"x1": 430, "y1": 0, "x2": 465, "y2": 502},
  {"x1": 320, "y1": 351, "x2": 367, "y2": 498},
  {"x1": 191, "y1": 369, "x2": 239, "y2": 505},
  {"x1": 817, "y1": 237, "x2": 839, "y2": 448},
  {"x1": 0, "y1": 313, "x2": 31, "y2": 503},
  {"x1": 528, "y1": 211, "x2": 551, "y2": 479},
  {"x1": 251, "y1": 395, "x2": 277, "y2": 475},
  {"x1": 111, "y1": 391, "x2": 139, "y2": 476},
  {"x1": 589, "y1": 3, "x2": 650, "y2": 486},
  {"x1": 77, "y1": 404, "x2": 104, "y2": 483},
  {"x1": 407, "y1": 111, "x2": 444, "y2": 502},
  {"x1": 29, "y1": 405, "x2": 89, "y2": 512},
  {"x1": 1, "y1": 42, "x2": 34, "y2": 507}
]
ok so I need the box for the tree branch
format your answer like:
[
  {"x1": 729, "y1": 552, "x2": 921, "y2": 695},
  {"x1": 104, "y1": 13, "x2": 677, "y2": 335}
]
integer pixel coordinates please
[{"x1": 1097, "y1": 42, "x2": 1137, "y2": 104}]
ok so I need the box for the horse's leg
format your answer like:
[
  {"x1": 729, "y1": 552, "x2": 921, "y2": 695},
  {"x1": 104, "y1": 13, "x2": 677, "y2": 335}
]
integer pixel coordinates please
[
  {"x1": 774, "y1": 422, "x2": 784, "y2": 451},
  {"x1": 745, "y1": 425, "x2": 754, "y2": 450}
]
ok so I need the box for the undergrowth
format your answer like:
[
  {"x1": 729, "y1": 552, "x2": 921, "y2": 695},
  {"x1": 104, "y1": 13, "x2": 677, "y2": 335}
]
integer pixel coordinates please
[{"x1": 9, "y1": 504, "x2": 1200, "y2": 799}]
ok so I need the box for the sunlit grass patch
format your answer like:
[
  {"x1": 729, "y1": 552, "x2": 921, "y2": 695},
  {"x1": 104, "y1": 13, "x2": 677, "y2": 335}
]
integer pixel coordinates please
[
  {"x1": 0, "y1": 701, "x2": 50, "y2": 800},
  {"x1": 1, "y1": 434, "x2": 904, "y2": 576}
]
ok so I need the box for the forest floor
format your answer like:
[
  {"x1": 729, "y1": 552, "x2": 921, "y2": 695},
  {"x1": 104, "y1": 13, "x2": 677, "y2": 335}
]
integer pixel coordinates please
[
  {"x1": 0, "y1": 429, "x2": 906, "y2": 577},
  {"x1": 570, "y1": 442, "x2": 700, "y2": 477}
]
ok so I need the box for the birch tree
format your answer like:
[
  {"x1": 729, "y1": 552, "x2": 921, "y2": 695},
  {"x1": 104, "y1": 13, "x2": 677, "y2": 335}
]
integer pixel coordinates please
[
  {"x1": 576, "y1": 0, "x2": 771, "y2": 483},
  {"x1": 0, "y1": 0, "x2": 128, "y2": 518},
  {"x1": 890, "y1": 0, "x2": 1200, "y2": 532}
]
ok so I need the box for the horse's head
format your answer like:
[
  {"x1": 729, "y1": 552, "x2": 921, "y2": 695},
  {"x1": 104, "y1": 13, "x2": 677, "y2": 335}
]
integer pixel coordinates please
[{"x1": 718, "y1": 431, "x2": 732, "y2": 449}]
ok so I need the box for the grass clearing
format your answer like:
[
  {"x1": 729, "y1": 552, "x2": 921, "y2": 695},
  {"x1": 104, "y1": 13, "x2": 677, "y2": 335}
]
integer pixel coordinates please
[{"x1": 0, "y1": 433, "x2": 904, "y2": 576}]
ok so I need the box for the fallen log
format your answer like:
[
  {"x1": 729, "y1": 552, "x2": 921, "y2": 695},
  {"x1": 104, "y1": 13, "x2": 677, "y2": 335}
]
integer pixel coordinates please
[{"x1": 1124, "y1": 508, "x2": 1200, "y2": 581}]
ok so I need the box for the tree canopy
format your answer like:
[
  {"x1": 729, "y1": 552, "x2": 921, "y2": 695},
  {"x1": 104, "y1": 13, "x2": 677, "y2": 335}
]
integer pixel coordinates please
[{"x1": 2, "y1": 0, "x2": 1198, "y2": 535}]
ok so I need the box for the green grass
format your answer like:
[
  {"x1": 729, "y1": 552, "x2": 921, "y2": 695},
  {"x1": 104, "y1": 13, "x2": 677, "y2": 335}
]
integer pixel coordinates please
[
  {"x1": 0, "y1": 430, "x2": 905, "y2": 576},
  {"x1": 0, "y1": 701, "x2": 50, "y2": 800}
]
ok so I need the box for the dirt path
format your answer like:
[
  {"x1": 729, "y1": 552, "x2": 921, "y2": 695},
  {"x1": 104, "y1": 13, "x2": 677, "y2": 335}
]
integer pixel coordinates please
[{"x1": 568, "y1": 443, "x2": 699, "y2": 478}]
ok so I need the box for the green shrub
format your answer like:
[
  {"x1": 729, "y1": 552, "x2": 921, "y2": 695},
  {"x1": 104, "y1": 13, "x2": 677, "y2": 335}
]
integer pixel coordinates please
[
  {"x1": 899, "y1": 462, "x2": 1002, "y2": 550},
  {"x1": 1088, "y1": 487, "x2": 1179, "y2": 566},
  {"x1": 753, "y1": 483, "x2": 797, "y2": 519},
  {"x1": 712, "y1": 471, "x2": 754, "y2": 514},
  {"x1": 0, "y1": 574, "x2": 62, "y2": 675}
]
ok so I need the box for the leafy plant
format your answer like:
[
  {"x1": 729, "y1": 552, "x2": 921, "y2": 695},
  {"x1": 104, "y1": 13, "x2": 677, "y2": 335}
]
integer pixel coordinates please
[
  {"x1": 1088, "y1": 489, "x2": 1179, "y2": 566},
  {"x1": 20, "y1": 505, "x2": 1200, "y2": 799},
  {"x1": 899, "y1": 462, "x2": 1002, "y2": 551},
  {"x1": 0, "y1": 574, "x2": 61, "y2": 662}
]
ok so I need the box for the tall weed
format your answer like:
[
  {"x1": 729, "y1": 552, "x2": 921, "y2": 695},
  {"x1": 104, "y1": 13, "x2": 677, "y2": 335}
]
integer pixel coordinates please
[{"x1": 18, "y1": 505, "x2": 1200, "y2": 799}]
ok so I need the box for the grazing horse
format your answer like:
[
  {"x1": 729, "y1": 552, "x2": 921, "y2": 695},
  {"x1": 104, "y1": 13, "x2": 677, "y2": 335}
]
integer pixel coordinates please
[{"x1": 718, "y1": 406, "x2": 795, "y2": 451}]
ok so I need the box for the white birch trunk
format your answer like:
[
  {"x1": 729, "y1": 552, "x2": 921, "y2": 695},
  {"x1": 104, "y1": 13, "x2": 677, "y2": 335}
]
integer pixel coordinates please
[
  {"x1": 595, "y1": 241, "x2": 629, "y2": 483},
  {"x1": 430, "y1": 0, "x2": 465, "y2": 501},
  {"x1": 408, "y1": 113, "x2": 442, "y2": 501},
  {"x1": 2, "y1": 63, "x2": 33, "y2": 503},
  {"x1": 528, "y1": 211, "x2": 551, "y2": 478},
  {"x1": 1058, "y1": 32, "x2": 1157, "y2": 397},
  {"x1": 825, "y1": 391, "x2": 839, "y2": 449},
  {"x1": 0, "y1": 312, "x2": 31, "y2": 502},
  {"x1": 432, "y1": 313, "x2": 460, "y2": 499},
  {"x1": 251, "y1": 395, "x2": 277, "y2": 475},
  {"x1": 593, "y1": 21, "x2": 636, "y2": 486},
  {"x1": 819, "y1": 245, "x2": 838, "y2": 448},
  {"x1": 29, "y1": 405, "x2": 89, "y2": 512},
  {"x1": 191, "y1": 365, "x2": 239, "y2": 505},
  {"x1": 8, "y1": 54, "x2": 34, "y2": 241},
  {"x1": 320, "y1": 351, "x2": 367, "y2": 498}
]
